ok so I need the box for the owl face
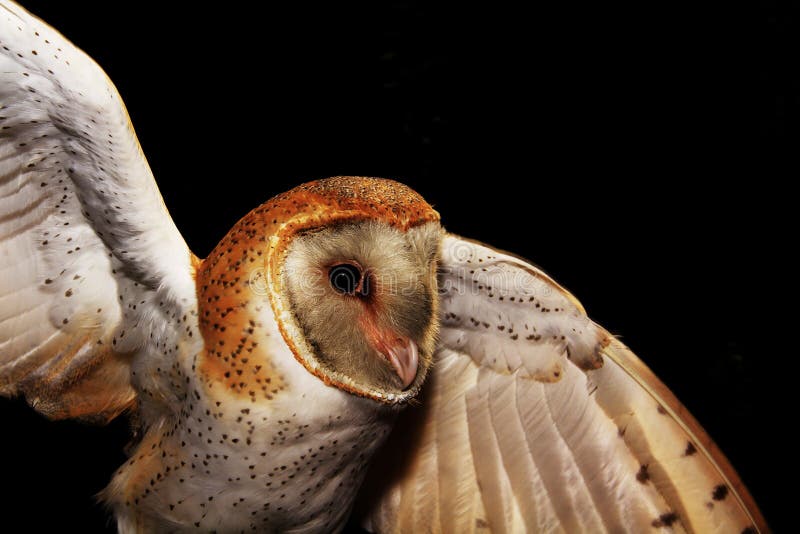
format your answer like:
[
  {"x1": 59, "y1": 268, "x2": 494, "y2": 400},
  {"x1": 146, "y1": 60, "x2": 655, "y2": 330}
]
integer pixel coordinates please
[{"x1": 281, "y1": 220, "x2": 442, "y2": 399}]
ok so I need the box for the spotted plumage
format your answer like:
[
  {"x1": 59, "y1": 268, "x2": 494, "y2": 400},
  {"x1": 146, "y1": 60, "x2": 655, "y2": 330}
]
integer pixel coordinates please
[{"x1": 0, "y1": 2, "x2": 765, "y2": 533}]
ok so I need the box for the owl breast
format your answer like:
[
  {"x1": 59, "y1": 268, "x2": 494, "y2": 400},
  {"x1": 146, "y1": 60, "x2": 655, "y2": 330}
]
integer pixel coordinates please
[{"x1": 108, "y1": 299, "x2": 397, "y2": 532}]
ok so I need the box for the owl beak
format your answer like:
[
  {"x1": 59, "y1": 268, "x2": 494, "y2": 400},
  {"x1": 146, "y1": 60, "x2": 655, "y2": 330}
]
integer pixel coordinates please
[
  {"x1": 361, "y1": 316, "x2": 420, "y2": 389},
  {"x1": 384, "y1": 337, "x2": 419, "y2": 390}
]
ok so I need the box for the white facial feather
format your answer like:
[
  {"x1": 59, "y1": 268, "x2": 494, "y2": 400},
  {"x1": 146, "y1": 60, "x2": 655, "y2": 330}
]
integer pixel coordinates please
[{"x1": 282, "y1": 221, "x2": 442, "y2": 394}]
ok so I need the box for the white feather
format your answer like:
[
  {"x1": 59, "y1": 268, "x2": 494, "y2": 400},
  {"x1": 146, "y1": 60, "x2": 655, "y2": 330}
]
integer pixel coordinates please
[{"x1": 0, "y1": 0, "x2": 196, "y2": 421}]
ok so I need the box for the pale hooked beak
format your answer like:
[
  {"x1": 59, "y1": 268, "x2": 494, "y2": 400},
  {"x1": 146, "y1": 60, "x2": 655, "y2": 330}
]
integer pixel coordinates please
[
  {"x1": 383, "y1": 338, "x2": 419, "y2": 389},
  {"x1": 360, "y1": 315, "x2": 420, "y2": 390}
]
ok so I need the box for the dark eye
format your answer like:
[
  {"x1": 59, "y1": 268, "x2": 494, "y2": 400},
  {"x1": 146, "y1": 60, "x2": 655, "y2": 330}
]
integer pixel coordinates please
[{"x1": 329, "y1": 263, "x2": 362, "y2": 296}]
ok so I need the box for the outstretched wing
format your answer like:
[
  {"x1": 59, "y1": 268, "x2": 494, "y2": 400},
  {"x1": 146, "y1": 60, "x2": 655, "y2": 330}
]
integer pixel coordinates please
[
  {"x1": 0, "y1": 2, "x2": 196, "y2": 422},
  {"x1": 357, "y1": 235, "x2": 766, "y2": 533}
]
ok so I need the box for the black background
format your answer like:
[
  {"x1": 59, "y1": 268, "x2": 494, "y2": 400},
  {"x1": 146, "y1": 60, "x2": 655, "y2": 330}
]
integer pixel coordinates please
[{"x1": 1, "y1": 1, "x2": 795, "y2": 532}]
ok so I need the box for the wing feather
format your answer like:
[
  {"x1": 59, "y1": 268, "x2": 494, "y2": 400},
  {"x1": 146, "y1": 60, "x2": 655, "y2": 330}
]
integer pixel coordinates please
[
  {"x1": 0, "y1": 1, "x2": 197, "y2": 422},
  {"x1": 435, "y1": 350, "x2": 479, "y2": 534},
  {"x1": 465, "y1": 376, "x2": 518, "y2": 533},
  {"x1": 357, "y1": 235, "x2": 765, "y2": 533},
  {"x1": 494, "y1": 376, "x2": 551, "y2": 530}
]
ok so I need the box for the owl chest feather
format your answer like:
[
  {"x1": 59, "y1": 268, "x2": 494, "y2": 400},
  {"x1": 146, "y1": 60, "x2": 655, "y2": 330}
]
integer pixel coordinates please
[
  {"x1": 107, "y1": 296, "x2": 397, "y2": 533},
  {"x1": 114, "y1": 398, "x2": 394, "y2": 532}
]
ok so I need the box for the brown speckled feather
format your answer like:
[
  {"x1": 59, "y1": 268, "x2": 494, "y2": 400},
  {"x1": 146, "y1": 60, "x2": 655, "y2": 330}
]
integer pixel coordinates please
[
  {"x1": 357, "y1": 236, "x2": 767, "y2": 533},
  {"x1": 0, "y1": 0, "x2": 194, "y2": 423}
]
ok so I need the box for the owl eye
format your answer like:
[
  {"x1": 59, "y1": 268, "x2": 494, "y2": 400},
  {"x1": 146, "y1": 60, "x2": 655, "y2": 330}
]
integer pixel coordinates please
[{"x1": 329, "y1": 263, "x2": 363, "y2": 296}]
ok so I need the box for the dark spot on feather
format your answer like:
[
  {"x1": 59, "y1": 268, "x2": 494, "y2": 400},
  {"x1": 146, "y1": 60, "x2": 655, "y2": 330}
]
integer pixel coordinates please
[
  {"x1": 636, "y1": 464, "x2": 650, "y2": 483},
  {"x1": 657, "y1": 404, "x2": 667, "y2": 415},
  {"x1": 712, "y1": 484, "x2": 728, "y2": 501},
  {"x1": 651, "y1": 512, "x2": 678, "y2": 528},
  {"x1": 684, "y1": 441, "x2": 697, "y2": 456}
]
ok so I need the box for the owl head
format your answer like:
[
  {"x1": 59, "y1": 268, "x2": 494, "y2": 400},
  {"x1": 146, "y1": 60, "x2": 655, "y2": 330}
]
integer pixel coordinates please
[{"x1": 254, "y1": 177, "x2": 442, "y2": 403}]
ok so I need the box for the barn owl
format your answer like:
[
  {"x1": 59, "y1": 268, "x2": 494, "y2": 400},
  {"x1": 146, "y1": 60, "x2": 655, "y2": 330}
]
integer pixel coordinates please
[{"x1": 0, "y1": 2, "x2": 766, "y2": 533}]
